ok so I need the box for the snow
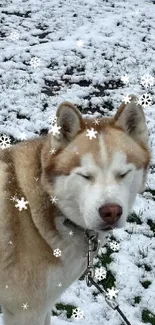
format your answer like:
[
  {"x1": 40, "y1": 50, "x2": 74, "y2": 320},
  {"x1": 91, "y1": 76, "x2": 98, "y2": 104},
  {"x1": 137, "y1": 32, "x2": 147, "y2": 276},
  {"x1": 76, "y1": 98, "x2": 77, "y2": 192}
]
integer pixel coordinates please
[{"x1": 0, "y1": 0, "x2": 155, "y2": 324}]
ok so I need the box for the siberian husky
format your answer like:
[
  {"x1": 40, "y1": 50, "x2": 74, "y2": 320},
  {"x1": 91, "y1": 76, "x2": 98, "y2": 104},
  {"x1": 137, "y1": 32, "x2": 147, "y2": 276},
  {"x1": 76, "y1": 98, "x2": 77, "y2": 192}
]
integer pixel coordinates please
[{"x1": 0, "y1": 95, "x2": 150, "y2": 325}]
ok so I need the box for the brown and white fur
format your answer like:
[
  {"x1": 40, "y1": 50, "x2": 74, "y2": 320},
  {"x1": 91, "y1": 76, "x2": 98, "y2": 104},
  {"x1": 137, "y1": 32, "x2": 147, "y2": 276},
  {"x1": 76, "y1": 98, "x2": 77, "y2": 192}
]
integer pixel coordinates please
[{"x1": 0, "y1": 95, "x2": 150, "y2": 325}]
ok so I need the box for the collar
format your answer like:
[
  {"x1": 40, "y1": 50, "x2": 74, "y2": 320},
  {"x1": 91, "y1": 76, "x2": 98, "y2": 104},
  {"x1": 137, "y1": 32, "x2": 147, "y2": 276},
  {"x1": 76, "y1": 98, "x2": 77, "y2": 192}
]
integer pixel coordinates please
[
  {"x1": 63, "y1": 217, "x2": 86, "y2": 232},
  {"x1": 63, "y1": 218, "x2": 99, "y2": 242}
]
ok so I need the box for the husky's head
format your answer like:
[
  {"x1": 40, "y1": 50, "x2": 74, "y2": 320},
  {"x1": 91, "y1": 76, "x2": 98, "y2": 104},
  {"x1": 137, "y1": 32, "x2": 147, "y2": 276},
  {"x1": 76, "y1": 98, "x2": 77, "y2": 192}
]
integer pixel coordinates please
[{"x1": 41, "y1": 96, "x2": 150, "y2": 232}]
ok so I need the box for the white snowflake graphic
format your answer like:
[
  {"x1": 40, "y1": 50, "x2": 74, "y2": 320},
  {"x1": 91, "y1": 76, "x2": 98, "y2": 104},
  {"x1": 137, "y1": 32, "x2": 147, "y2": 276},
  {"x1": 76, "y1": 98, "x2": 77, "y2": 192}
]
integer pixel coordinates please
[
  {"x1": 121, "y1": 75, "x2": 129, "y2": 84},
  {"x1": 141, "y1": 74, "x2": 154, "y2": 88},
  {"x1": 93, "y1": 118, "x2": 100, "y2": 126},
  {"x1": 73, "y1": 146, "x2": 79, "y2": 155},
  {"x1": 49, "y1": 116, "x2": 58, "y2": 125},
  {"x1": 48, "y1": 115, "x2": 57, "y2": 125},
  {"x1": 53, "y1": 248, "x2": 61, "y2": 257},
  {"x1": 133, "y1": 8, "x2": 141, "y2": 16},
  {"x1": 34, "y1": 177, "x2": 39, "y2": 182},
  {"x1": 86, "y1": 128, "x2": 98, "y2": 140},
  {"x1": 15, "y1": 197, "x2": 29, "y2": 211},
  {"x1": 49, "y1": 123, "x2": 61, "y2": 136},
  {"x1": 10, "y1": 195, "x2": 18, "y2": 202},
  {"x1": 137, "y1": 93, "x2": 152, "y2": 108},
  {"x1": 0, "y1": 135, "x2": 11, "y2": 150},
  {"x1": 50, "y1": 196, "x2": 58, "y2": 204},
  {"x1": 76, "y1": 39, "x2": 84, "y2": 47},
  {"x1": 9, "y1": 241, "x2": 13, "y2": 245},
  {"x1": 95, "y1": 266, "x2": 107, "y2": 281},
  {"x1": 5, "y1": 285, "x2": 9, "y2": 289},
  {"x1": 8, "y1": 31, "x2": 19, "y2": 41},
  {"x1": 30, "y1": 57, "x2": 41, "y2": 68},
  {"x1": 109, "y1": 241, "x2": 120, "y2": 251},
  {"x1": 68, "y1": 230, "x2": 74, "y2": 236},
  {"x1": 72, "y1": 307, "x2": 84, "y2": 320},
  {"x1": 123, "y1": 94, "x2": 131, "y2": 104},
  {"x1": 49, "y1": 147, "x2": 57, "y2": 155},
  {"x1": 57, "y1": 282, "x2": 62, "y2": 287},
  {"x1": 19, "y1": 132, "x2": 27, "y2": 140},
  {"x1": 106, "y1": 287, "x2": 118, "y2": 300},
  {"x1": 21, "y1": 303, "x2": 29, "y2": 310}
]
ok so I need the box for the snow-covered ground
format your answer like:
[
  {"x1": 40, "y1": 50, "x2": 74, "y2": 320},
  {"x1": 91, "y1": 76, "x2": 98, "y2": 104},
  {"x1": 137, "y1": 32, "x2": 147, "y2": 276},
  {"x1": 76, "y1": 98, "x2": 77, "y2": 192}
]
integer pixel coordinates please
[{"x1": 0, "y1": 0, "x2": 155, "y2": 324}]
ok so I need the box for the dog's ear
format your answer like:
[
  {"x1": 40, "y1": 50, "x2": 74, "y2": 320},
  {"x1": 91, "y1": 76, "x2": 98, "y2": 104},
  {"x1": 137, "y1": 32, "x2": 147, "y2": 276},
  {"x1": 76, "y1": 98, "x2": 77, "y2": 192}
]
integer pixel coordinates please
[
  {"x1": 114, "y1": 95, "x2": 148, "y2": 146},
  {"x1": 50, "y1": 101, "x2": 84, "y2": 148}
]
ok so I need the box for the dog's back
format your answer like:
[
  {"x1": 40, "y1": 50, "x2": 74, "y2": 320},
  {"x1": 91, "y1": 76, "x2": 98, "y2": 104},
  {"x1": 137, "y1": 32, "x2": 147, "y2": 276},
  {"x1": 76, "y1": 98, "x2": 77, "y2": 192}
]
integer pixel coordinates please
[{"x1": 0, "y1": 138, "x2": 59, "y2": 323}]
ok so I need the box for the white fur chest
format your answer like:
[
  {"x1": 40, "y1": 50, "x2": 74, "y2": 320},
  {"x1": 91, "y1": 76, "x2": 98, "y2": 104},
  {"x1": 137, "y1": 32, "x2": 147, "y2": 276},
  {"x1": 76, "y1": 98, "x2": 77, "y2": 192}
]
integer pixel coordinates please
[{"x1": 47, "y1": 216, "x2": 88, "y2": 306}]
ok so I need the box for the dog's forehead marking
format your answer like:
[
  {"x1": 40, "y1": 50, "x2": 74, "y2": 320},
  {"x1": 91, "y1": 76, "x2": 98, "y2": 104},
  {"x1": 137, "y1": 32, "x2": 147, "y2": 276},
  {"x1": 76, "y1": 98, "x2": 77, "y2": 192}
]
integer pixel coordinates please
[
  {"x1": 98, "y1": 133, "x2": 108, "y2": 167},
  {"x1": 79, "y1": 133, "x2": 108, "y2": 169}
]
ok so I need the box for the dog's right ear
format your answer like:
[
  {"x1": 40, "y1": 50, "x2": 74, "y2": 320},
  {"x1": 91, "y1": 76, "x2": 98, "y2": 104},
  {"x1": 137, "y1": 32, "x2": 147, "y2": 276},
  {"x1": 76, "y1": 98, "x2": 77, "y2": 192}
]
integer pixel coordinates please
[
  {"x1": 49, "y1": 101, "x2": 84, "y2": 148},
  {"x1": 114, "y1": 95, "x2": 149, "y2": 146}
]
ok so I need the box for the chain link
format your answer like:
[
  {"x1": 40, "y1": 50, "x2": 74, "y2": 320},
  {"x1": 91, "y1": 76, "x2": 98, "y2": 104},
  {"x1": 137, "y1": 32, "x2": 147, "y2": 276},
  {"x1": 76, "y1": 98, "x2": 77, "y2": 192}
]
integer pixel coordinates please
[{"x1": 85, "y1": 229, "x2": 132, "y2": 325}]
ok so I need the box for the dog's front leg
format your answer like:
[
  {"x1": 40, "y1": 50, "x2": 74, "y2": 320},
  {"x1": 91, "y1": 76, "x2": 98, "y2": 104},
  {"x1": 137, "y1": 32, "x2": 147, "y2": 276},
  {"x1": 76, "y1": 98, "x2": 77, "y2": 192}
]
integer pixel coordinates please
[
  {"x1": 44, "y1": 311, "x2": 51, "y2": 325},
  {"x1": 2, "y1": 306, "x2": 46, "y2": 325}
]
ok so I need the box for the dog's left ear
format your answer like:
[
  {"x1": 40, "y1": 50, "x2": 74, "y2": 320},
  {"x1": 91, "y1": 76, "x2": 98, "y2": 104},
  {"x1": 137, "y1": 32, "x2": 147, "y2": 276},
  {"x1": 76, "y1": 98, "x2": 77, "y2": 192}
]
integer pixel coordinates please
[
  {"x1": 114, "y1": 95, "x2": 148, "y2": 146},
  {"x1": 50, "y1": 101, "x2": 84, "y2": 148}
]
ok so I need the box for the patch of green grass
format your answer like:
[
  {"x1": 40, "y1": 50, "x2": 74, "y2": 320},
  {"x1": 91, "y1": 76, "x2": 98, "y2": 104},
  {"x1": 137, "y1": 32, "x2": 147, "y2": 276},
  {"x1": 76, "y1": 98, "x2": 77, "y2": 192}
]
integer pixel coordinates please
[
  {"x1": 142, "y1": 309, "x2": 155, "y2": 324},
  {"x1": 102, "y1": 269, "x2": 116, "y2": 289},
  {"x1": 52, "y1": 303, "x2": 76, "y2": 319},
  {"x1": 145, "y1": 189, "x2": 155, "y2": 200},
  {"x1": 147, "y1": 219, "x2": 155, "y2": 233},
  {"x1": 127, "y1": 212, "x2": 142, "y2": 225},
  {"x1": 141, "y1": 280, "x2": 152, "y2": 289},
  {"x1": 99, "y1": 248, "x2": 113, "y2": 266},
  {"x1": 149, "y1": 164, "x2": 155, "y2": 174},
  {"x1": 134, "y1": 296, "x2": 141, "y2": 304},
  {"x1": 137, "y1": 263, "x2": 152, "y2": 272},
  {"x1": 144, "y1": 264, "x2": 152, "y2": 272}
]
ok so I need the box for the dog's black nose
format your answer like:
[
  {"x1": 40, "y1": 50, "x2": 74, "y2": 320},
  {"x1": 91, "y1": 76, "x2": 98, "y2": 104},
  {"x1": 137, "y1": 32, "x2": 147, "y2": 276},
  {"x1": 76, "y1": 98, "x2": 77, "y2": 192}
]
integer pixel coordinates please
[{"x1": 98, "y1": 204, "x2": 122, "y2": 224}]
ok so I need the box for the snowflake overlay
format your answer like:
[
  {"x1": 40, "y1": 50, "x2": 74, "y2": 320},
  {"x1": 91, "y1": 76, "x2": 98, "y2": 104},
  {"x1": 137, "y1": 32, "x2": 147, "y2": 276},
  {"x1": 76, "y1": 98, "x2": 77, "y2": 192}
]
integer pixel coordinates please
[
  {"x1": 141, "y1": 74, "x2": 154, "y2": 88},
  {"x1": 57, "y1": 282, "x2": 62, "y2": 287},
  {"x1": 50, "y1": 196, "x2": 58, "y2": 204},
  {"x1": 68, "y1": 230, "x2": 74, "y2": 236},
  {"x1": 10, "y1": 195, "x2": 18, "y2": 202},
  {"x1": 0, "y1": 135, "x2": 11, "y2": 149},
  {"x1": 123, "y1": 94, "x2": 131, "y2": 104},
  {"x1": 95, "y1": 266, "x2": 107, "y2": 281},
  {"x1": 76, "y1": 40, "x2": 84, "y2": 47},
  {"x1": 106, "y1": 287, "x2": 118, "y2": 300},
  {"x1": 72, "y1": 307, "x2": 84, "y2": 320},
  {"x1": 49, "y1": 122, "x2": 61, "y2": 136},
  {"x1": 109, "y1": 241, "x2": 120, "y2": 251},
  {"x1": 137, "y1": 93, "x2": 152, "y2": 108},
  {"x1": 21, "y1": 303, "x2": 29, "y2": 310},
  {"x1": 15, "y1": 197, "x2": 29, "y2": 211},
  {"x1": 19, "y1": 132, "x2": 27, "y2": 140},
  {"x1": 49, "y1": 147, "x2": 57, "y2": 155},
  {"x1": 49, "y1": 116, "x2": 58, "y2": 125},
  {"x1": 30, "y1": 57, "x2": 41, "y2": 68},
  {"x1": 93, "y1": 118, "x2": 100, "y2": 126},
  {"x1": 8, "y1": 31, "x2": 19, "y2": 41},
  {"x1": 86, "y1": 128, "x2": 98, "y2": 140},
  {"x1": 121, "y1": 75, "x2": 129, "y2": 84},
  {"x1": 53, "y1": 248, "x2": 61, "y2": 257}
]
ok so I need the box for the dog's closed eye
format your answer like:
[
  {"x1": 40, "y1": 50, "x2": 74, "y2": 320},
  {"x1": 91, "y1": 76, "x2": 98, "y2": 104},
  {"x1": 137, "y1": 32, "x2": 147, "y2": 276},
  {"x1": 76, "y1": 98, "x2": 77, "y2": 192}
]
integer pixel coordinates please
[
  {"x1": 116, "y1": 170, "x2": 132, "y2": 180},
  {"x1": 76, "y1": 173, "x2": 93, "y2": 181}
]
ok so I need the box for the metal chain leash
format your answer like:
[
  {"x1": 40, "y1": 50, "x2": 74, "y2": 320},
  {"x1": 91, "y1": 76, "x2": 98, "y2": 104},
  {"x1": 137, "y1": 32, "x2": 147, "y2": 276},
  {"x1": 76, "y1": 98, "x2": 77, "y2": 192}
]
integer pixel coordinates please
[{"x1": 84, "y1": 230, "x2": 132, "y2": 325}]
